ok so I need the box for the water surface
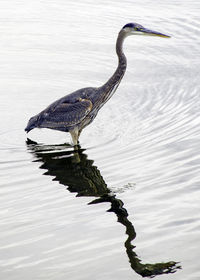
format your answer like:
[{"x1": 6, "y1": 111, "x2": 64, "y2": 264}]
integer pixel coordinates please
[{"x1": 0, "y1": 0, "x2": 200, "y2": 279}]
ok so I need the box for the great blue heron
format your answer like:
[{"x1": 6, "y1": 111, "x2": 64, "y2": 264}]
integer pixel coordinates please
[{"x1": 25, "y1": 23, "x2": 170, "y2": 145}]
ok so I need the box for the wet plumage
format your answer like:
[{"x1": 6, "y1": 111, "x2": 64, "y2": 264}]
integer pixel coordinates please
[{"x1": 25, "y1": 23, "x2": 170, "y2": 145}]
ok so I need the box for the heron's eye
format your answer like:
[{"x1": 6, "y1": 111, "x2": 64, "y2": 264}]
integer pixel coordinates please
[{"x1": 135, "y1": 27, "x2": 141, "y2": 31}]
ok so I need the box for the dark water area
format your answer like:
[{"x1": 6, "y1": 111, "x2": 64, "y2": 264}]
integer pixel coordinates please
[{"x1": 0, "y1": 0, "x2": 200, "y2": 279}]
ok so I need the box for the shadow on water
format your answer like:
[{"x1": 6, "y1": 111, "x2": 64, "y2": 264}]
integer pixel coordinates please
[{"x1": 26, "y1": 138, "x2": 181, "y2": 278}]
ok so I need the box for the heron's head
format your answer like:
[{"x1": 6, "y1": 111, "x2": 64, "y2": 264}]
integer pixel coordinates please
[{"x1": 122, "y1": 22, "x2": 170, "y2": 38}]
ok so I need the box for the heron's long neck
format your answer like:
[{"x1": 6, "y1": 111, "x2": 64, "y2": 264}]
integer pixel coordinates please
[{"x1": 101, "y1": 30, "x2": 127, "y2": 95}]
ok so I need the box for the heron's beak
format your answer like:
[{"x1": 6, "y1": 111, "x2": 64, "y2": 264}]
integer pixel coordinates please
[{"x1": 141, "y1": 28, "x2": 170, "y2": 38}]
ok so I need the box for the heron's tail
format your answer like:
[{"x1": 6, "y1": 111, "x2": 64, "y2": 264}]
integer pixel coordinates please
[{"x1": 25, "y1": 115, "x2": 38, "y2": 133}]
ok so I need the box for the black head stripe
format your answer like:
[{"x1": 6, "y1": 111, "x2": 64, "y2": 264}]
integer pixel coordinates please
[{"x1": 123, "y1": 23, "x2": 136, "y2": 29}]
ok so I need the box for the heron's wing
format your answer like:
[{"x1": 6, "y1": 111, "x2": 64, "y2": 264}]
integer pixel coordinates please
[{"x1": 40, "y1": 98, "x2": 93, "y2": 128}]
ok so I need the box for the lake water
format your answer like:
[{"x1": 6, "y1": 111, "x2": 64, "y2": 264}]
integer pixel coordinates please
[{"x1": 0, "y1": 0, "x2": 200, "y2": 279}]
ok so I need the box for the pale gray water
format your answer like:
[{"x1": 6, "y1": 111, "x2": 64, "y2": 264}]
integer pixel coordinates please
[{"x1": 0, "y1": 0, "x2": 200, "y2": 279}]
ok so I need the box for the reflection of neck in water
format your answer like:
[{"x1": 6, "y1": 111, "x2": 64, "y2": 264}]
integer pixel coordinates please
[
  {"x1": 26, "y1": 139, "x2": 181, "y2": 277},
  {"x1": 90, "y1": 195, "x2": 180, "y2": 277}
]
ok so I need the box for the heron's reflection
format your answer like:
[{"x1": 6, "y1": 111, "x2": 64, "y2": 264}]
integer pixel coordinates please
[{"x1": 26, "y1": 139, "x2": 181, "y2": 278}]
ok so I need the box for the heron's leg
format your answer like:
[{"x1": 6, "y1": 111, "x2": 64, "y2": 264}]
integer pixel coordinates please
[
  {"x1": 78, "y1": 129, "x2": 82, "y2": 138},
  {"x1": 69, "y1": 127, "x2": 79, "y2": 146}
]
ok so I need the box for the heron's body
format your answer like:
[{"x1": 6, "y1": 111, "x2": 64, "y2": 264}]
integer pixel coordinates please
[{"x1": 25, "y1": 23, "x2": 170, "y2": 145}]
